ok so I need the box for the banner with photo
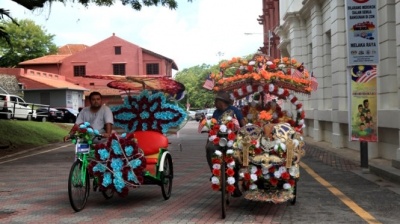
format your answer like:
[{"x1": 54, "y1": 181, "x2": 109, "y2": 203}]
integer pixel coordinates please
[
  {"x1": 345, "y1": 0, "x2": 379, "y2": 65},
  {"x1": 350, "y1": 65, "x2": 378, "y2": 142}
]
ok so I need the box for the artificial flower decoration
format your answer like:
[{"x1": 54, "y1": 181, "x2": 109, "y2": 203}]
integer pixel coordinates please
[
  {"x1": 70, "y1": 122, "x2": 101, "y2": 145},
  {"x1": 88, "y1": 132, "x2": 146, "y2": 197},
  {"x1": 111, "y1": 90, "x2": 187, "y2": 134}
]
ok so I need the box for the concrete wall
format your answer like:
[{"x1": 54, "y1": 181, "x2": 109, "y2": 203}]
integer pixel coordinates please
[{"x1": 278, "y1": 0, "x2": 400, "y2": 160}]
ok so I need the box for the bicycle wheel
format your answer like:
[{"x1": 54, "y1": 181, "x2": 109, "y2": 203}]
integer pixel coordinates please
[
  {"x1": 68, "y1": 160, "x2": 90, "y2": 212},
  {"x1": 221, "y1": 160, "x2": 226, "y2": 219},
  {"x1": 161, "y1": 153, "x2": 173, "y2": 200}
]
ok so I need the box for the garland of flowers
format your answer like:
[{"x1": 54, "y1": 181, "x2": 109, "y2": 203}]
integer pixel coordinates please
[
  {"x1": 209, "y1": 115, "x2": 238, "y2": 193},
  {"x1": 70, "y1": 122, "x2": 100, "y2": 145},
  {"x1": 111, "y1": 90, "x2": 187, "y2": 134},
  {"x1": 210, "y1": 55, "x2": 315, "y2": 94},
  {"x1": 88, "y1": 132, "x2": 146, "y2": 197}
]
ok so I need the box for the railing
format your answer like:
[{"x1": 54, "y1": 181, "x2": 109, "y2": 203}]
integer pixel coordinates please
[{"x1": 0, "y1": 100, "x2": 50, "y2": 121}]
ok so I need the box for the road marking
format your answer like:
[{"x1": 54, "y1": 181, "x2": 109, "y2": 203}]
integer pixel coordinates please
[
  {"x1": 300, "y1": 162, "x2": 382, "y2": 224},
  {"x1": 0, "y1": 144, "x2": 71, "y2": 165}
]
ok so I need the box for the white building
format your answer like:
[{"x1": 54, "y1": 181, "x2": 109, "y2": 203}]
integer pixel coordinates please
[{"x1": 276, "y1": 0, "x2": 400, "y2": 162}]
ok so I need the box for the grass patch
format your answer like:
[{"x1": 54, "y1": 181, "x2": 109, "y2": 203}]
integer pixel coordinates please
[{"x1": 0, "y1": 120, "x2": 71, "y2": 148}]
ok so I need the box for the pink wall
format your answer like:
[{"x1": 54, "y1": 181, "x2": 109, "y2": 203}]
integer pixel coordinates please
[
  {"x1": 0, "y1": 68, "x2": 24, "y2": 76},
  {"x1": 260, "y1": 0, "x2": 281, "y2": 59}
]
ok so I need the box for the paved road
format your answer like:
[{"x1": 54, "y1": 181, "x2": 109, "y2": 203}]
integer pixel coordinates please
[{"x1": 1, "y1": 121, "x2": 400, "y2": 223}]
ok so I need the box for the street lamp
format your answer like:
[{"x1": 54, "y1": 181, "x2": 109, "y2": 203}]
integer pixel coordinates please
[{"x1": 244, "y1": 31, "x2": 273, "y2": 56}]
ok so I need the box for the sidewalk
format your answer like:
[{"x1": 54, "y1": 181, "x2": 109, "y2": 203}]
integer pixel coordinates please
[{"x1": 304, "y1": 136, "x2": 400, "y2": 194}]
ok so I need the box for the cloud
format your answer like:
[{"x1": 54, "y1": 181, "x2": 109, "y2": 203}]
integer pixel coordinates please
[{"x1": 3, "y1": 0, "x2": 264, "y2": 70}]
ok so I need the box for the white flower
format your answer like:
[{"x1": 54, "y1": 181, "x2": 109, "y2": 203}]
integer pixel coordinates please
[
  {"x1": 213, "y1": 164, "x2": 221, "y2": 170},
  {"x1": 269, "y1": 84, "x2": 275, "y2": 92},
  {"x1": 227, "y1": 161, "x2": 236, "y2": 168},
  {"x1": 209, "y1": 135, "x2": 217, "y2": 142},
  {"x1": 246, "y1": 85, "x2": 253, "y2": 93},
  {"x1": 277, "y1": 88, "x2": 284, "y2": 95},
  {"x1": 264, "y1": 174, "x2": 270, "y2": 179},
  {"x1": 250, "y1": 173, "x2": 258, "y2": 181},
  {"x1": 274, "y1": 144, "x2": 279, "y2": 151},
  {"x1": 298, "y1": 119, "x2": 304, "y2": 125},
  {"x1": 280, "y1": 143, "x2": 286, "y2": 151},
  {"x1": 258, "y1": 85, "x2": 264, "y2": 92},
  {"x1": 288, "y1": 94, "x2": 294, "y2": 100},
  {"x1": 266, "y1": 61, "x2": 273, "y2": 65},
  {"x1": 250, "y1": 165, "x2": 258, "y2": 174},
  {"x1": 272, "y1": 113, "x2": 278, "y2": 119},
  {"x1": 238, "y1": 88, "x2": 243, "y2": 96},
  {"x1": 249, "y1": 61, "x2": 256, "y2": 65},
  {"x1": 211, "y1": 176, "x2": 220, "y2": 184},
  {"x1": 227, "y1": 177, "x2": 236, "y2": 185},
  {"x1": 262, "y1": 167, "x2": 269, "y2": 174},
  {"x1": 274, "y1": 170, "x2": 282, "y2": 178},
  {"x1": 239, "y1": 172, "x2": 244, "y2": 178},
  {"x1": 226, "y1": 116, "x2": 232, "y2": 121},
  {"x1": 214, "y1": 150, "x2": 222, "y2": 157},
  {"x1": 227, "y1": 140, "x2": 234, "y2": 148},
  {"x1": 226, "y1": 149, "x2": 234, "y2": 155},
  {"x1": 219, "y1": 124, "x2": 227, "y2": 132},
  {"x1": 250, "y1": 184, "x2": 258, "y2": 190},
  {"x1": 279, "y1": 166, "x2": 287, "y2": 173},
  {"x1": 278, "y1": 64, "x2": 285, "y2": 69},
  {"x1": 283, "y1": 183, "x2": 292, "y2": 190}
]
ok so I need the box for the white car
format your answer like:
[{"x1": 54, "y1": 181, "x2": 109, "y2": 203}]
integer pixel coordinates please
[
  {"x1": 0, "y1": 93, "x2": 37, "y2": 120},
  {"x1": 187, "y1": 110, "x2": 196, "y2": 120}
]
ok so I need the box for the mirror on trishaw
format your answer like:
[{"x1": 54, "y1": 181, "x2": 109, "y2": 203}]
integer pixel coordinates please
[{"x1": 199, "y1": 53, "x2": 318, "y2": 218}]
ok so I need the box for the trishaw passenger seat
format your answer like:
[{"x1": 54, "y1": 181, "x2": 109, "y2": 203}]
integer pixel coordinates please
[
  {"x1": 134, "y1": 130, "x2": 169, "y2": 176},
  {"x1": 134, "y1": 130, "x2": 168, "y2": 155}
]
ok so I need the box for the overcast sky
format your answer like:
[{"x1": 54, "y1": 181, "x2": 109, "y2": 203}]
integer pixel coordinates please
[{"x1": 3, "y1": 0, "x2": 264, "y2": 71}]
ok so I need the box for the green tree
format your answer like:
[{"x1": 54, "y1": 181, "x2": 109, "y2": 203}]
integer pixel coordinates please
[
  {"x1": 175, "y1": 63, "x2": 219, "y2": 109},
  {"x1": 0, "y1": 19, "x2": 57, "y2": 67},
  {"x1": 10, "y1": 0, "x2": 192, "y2": 11}
]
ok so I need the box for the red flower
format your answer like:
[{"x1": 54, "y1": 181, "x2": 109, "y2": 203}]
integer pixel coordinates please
[
  {"x1": 288, "y1": 179, "x2": 296, "y2": 186},
  {"x1": 212, "y1": 184, "x2": 220, "y2": 191},
  {"x1": 228, "y1": 132, "x2": 236, "y2": 141},
  {"x1": 270, "y1": 177, "x2": 278, "y2": 186},
  {"x1": 225, "y1": 157, "x2": 234, "y2": 164},
  {"x1": 244, "y1": 173, "x2": 251, "y2": 181},
  {"x1": 268, "y1": 166, "x2": 275, "y2": 173},
  {"x1": 209, "y1": 129, "x2": 217, "y2": 136},
  {"x1": 296, "y1": 103, "x2": 302, "y2": 110},
  {"x1": 226, "y1": 184, "x2": 236, "y2": 193},
  {"x1": 212, "y1": 158, "x2": 221, "y2": 164},
  {"x1": 79, "y1": 128, "x2": 87, "y2": 133},
  {"x1": 251, "y1": 140, "x2": 257, "y2": 145},
  {"x1": 226, "y1": 168, "x2": 235, "y2": 177},
  {"x1": 213, "y1": 124, "x2": 220, "y2": 131},
  {"x1": 255, "y1": 168, "x2": 262, "y2": 176},
  {"x1": 227, "y1": 122, "x2": 235, "y2": 130},
  {"x1": 281, "y1": 172, "x2": 290, "y2": 180},
  {"x1": 213, "y1": 137, "x2": 220, "y2": 145},
  {"x1": 212, "y1": 169, "x2": 221, "y2": 176},
  {"x1": 254, "y1": 148, "x2": 262, "y2": 155}
]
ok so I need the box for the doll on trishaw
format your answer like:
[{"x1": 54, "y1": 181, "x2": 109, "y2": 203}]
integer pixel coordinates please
[
  {"x1": 67, "y1": 77, "x2": 187, "y2": 212},
  {"x1": 201, "y1": 54, "x2": 318, "y2": 218}
]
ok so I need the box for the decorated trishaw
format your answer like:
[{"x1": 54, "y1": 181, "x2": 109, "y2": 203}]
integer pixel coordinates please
[
  {"x1": 201, "y1": 54, "x2": 318, "y2": 218},
  {"x1": 68, "y1": 76, "x2": 187, "y2": 212}
]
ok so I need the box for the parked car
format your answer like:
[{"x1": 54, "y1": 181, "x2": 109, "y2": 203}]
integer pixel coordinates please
[
  {"x1": 0, "y1": 93, "x2": 37, "y2": 120},
  {"x1": 187, "y1": 110, "x2": 196, "y2": 120},
  {"x1": 35, "y1": 107, "x2": 64, "y2": 122},
  {"x1": 205, "y1": 108, "x2": 216, "y2": 119},
  {"x1": 194, "y1": 109, "x2": 206, "y2": 122},
  {"x1": 55, "y1": 107, "x2": 79, "y2": 123}
]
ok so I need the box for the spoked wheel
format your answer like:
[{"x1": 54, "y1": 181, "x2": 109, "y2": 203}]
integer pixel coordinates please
[
  {"x1": 101, "y1": 188, "x2": 114, "y2": 199},
  {"x1": 290, "y1": 179, "x2": 298, "y2": 205},
  {"x1": 161, "y1": 153, "x2": 173, "y2": 200},
  {"x1": 68, "y1": 160, "x2": 90, "y2": 212},
  {"x1": 221, "y1": 161, "x2": 227, "y2": 219}
]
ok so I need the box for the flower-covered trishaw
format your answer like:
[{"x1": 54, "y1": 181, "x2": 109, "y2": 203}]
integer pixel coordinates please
[
  {"x1": 203, "y1": 54, "x2": 318, "y2": 218},
  {"x1": 68, "y1": 76, "x2": 187, "y2": 212}
]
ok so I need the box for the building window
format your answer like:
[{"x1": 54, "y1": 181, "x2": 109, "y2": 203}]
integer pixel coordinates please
[
  {"x1": 113, "y1": 63, "x2": 126, "y2": 75},
  {"x1": 115, "y1": 46, "x2": 121, "y2": 55},
  {"x1": 146, "y1": 63, "x2": 159, "y2": 75},
  {"x1": 74, "y1": 65, "x2": 86, "y2": 76}
]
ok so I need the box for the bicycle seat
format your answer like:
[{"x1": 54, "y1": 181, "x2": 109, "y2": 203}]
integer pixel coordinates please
[{"x1": 133, "y1": 130, "x2": 168, "y2": 156}]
